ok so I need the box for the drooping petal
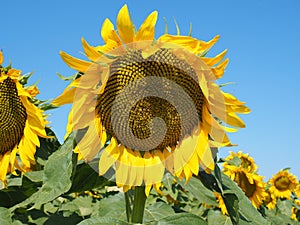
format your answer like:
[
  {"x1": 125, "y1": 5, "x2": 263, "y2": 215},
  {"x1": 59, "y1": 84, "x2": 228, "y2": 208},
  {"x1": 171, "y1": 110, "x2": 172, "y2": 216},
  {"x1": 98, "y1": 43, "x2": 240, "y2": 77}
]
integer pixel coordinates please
[
  {"x1": 201, "y1": 50, "x2": 227, "y2": 66},
  {"x1": 99, "y1": 137, "x2": 120, "y2": 175},
  {"x1": 60, "y1": 51, "x2": 92, "y2": 72}
]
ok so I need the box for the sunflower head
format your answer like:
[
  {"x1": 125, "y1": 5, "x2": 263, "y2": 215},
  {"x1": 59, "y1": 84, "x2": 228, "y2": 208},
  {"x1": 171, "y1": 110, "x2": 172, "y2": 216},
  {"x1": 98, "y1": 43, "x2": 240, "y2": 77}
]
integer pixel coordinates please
[
  {"x1": 268, "y1": 169, "x2": 298, "y2": 199},
  {"x1": 0, "y1": 51, "x2": 48, "y2": 183},
  {"x1": 223, "y1": 151, "x2": 258, "y2": 173},
  {"x1": 223, "y1": 165, "x2": 266, "y2": 208},
  {"x1": 264, "y1": 190, "x2": 277, "y2": 210},
  {"x1": 292, "y1": 199, "x2": 300, "y2": 221},
  {"x1": 214, "y1": 192, "x2": 228, "y2": 215},
  {"x1": 54, "y1": 4, "x2": 250, "y2": 194}
]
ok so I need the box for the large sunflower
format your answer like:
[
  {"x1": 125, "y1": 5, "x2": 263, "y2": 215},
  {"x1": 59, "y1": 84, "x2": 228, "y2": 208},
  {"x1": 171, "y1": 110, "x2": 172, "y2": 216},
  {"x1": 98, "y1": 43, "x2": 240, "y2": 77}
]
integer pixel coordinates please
[
  {"x1": 53, "y1": 5, "x2": 250, "y2": 194},
  {"x1": 0, "y1": 51, "x2": 48, "y2": 183},
  {"x1": 268, "y1": 170, "x2": 298, "y2": 199},
  {"x1": 223, "y1": 165, "x2": 266, "y2": 208}
]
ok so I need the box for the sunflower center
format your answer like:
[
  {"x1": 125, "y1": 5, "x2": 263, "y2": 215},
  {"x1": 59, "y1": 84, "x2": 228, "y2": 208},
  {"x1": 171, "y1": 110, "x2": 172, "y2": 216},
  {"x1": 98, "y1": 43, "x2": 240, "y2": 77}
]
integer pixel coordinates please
[
  {"x1": 274, "y1": 176, "x2": 291, "y2": 191},
  {"x1": 0, "y1": 77, "x2": 27, "y2": 154},
  {"x1": 96, "y1": 48, "x2": 204, "y2": 151},
  {"x1": 241, "y1": 157, "x2": 253, "y2": 170},
  {"x1": 234, "y1": 171, "x2": 256, "y2": 198}
]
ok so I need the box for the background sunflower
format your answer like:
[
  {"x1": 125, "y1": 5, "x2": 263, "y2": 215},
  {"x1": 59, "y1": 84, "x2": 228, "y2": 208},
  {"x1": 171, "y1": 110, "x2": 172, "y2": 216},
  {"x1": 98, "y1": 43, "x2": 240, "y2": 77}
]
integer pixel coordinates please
[
  {"x1": 0, "y1": 51, "x2": 49, "y2": 184},
  {"x1": 268, "y1": 169, "x2": 298, "y2": 199}
]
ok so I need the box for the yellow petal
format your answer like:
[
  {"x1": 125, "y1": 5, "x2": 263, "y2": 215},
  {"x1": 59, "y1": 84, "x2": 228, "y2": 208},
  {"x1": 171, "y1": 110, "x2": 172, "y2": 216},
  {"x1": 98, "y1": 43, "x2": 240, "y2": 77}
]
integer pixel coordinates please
[
  {"x1": 52, "y1": 86, "x2": 76, "y2": 106},
  {"x1": 201, "y1": 49, "x2": 227, "y2": 66},
  {"x1": 211, "y1": 58, "x2": 229, "y2": 79},
  {"x1": 0, "y1": 51, "x2": 3, "y2": 65},
  {"x1": 60, "y1": 51, "x2": 92, "y2": 72},
  {"x1": 0, "y1": 152, "x2": 11, "y2": 182},
  {"x1": 158, "y1": 34, "x2": 219, "y2": 54},
  {"x1": 101, "y1": 18, "x2": 121, "y2": 45},
  {"x1": 143, "y1": 151, "x2": 164, "y2": 185},
  {"x1": 99, "y1": 138, "x2": 119, "y2": 175},
  {"x1": 226, "y1": 112, "x2": 246, "y2": 128},
  {"x1": 117, "y1": 5, "x2": 135, "y2": 44},
  {"x1": 81, "y1": 38, "x2": 102, "y2": 62},
  {"x1": 136, "y1": 11, "x2": 158, "y2": 41},
  {"x1": 145, "y1": 185, "x2": 152, "y2": 197},
  {"x1": 24, "y1": 121, "x2": 40, "y2": 147},
  {"x1": 116, "y1": 147, "x2": 130, "y2": 186}
]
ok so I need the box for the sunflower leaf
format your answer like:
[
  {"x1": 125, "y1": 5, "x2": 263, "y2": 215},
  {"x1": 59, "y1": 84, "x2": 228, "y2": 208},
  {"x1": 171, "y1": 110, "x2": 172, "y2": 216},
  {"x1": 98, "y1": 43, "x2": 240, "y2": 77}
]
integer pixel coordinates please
[
  {"x1": 10, "y1": 132, "x2": 77, "y2": 211},
  {"x1": 77, "y1": 217, "x2": 129, "y2": 225},
  {"x1": 67, "y1": 160, "x2": 115, "y2": 194},
  {"x1": 221, "y1": 174, "x2": 270, "y2": 225},
  {"x1": 0, "y1": 207, "x2": 13, "y2": 225},
  {"x1": 148, "y1": 212, "x2": 207, "y2": 225},
  {"x1": 143, "y1": 202, "x2": 175, "y2": 223},
  {"x1": 184, "y1": 176, "x2": 218, "y2": 206}
]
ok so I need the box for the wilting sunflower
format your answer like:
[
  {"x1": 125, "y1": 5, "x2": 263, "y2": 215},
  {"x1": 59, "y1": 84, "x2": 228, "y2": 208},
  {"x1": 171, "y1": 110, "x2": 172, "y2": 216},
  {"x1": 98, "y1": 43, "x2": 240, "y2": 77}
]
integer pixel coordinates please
[
  {"x1": 264, "y1": 190, "x2": 276, "y2": 210},
  {"x1": 223, "y1": 151, "x2": 258, "y2": 173},
  {"x1": 223, "y1": 166, "x2": 266, "y2": 208},
  {"x1": 53, "y1": 5, "x2": 250, "y2": 194},
  {"x1": 0, "y1": 51, "x2": 48, "y2": 183},
  {"x1": 268, "y1": 170, "x2": 298, "y2": 199}
]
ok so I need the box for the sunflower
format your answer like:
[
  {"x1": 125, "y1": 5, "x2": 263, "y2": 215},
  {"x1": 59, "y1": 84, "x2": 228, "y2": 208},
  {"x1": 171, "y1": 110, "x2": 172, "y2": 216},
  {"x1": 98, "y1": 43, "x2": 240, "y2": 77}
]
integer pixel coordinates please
[
  {"x1": 295, "y1": 183, "x2": 300, "y2": 198},
  {"x1": 0, "y1": 51, "x2": 48, "y2": 184},
  {"x1": 292, "y1": 199, "x2": 300, "y2": 221},
  {"x1": 268, "y1": 170, "x2": 298, "y2": 199},
  {"x1": 223, "y1": 151, "x2": 258, "y2": 173},
  {"x1": 264, "y1": 190, "x2": 276, "y2": 210},
  {"x1": 214, "y1": 192, "x2": 228, "y2": 215},
  {"x1": 223, "y1": 166, "x2": 266, "y2": 208},
  {"x1": 53, "y1": 5, "x2": 250, "y2": 195}
]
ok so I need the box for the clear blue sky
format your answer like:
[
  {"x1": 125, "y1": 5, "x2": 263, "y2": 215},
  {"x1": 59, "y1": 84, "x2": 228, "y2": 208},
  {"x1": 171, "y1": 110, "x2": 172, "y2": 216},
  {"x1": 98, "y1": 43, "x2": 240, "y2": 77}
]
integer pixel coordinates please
[{"x1": 1, "y1": 0, "x2": 299, "y2": 180}]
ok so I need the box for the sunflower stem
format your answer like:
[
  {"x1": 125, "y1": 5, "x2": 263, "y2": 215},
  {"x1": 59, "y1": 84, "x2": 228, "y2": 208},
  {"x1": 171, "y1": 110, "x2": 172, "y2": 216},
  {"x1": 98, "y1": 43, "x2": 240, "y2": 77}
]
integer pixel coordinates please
[
  {"x1": 131, "y1": 186, "x2": 147, "y2": 224},
  {"x1": 125, "y1": 191, "x2": 132, "y2": 223}
]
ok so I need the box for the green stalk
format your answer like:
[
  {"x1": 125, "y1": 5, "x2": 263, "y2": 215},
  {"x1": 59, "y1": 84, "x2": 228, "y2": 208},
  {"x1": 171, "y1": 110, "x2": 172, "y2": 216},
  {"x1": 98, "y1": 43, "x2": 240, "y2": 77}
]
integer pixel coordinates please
[
  {"x1": 131, "y1": 186, "x2": 147, "y2": 224},
  {"x1": 125, "y1": 191, "x2": 132, "y2": 223}
]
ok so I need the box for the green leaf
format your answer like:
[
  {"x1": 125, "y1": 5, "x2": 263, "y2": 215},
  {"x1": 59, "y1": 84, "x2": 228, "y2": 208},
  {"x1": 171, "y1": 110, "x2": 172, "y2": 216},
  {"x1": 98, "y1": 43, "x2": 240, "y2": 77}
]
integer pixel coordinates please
[
  {"x1": 10, "y1": 132, "x2": 76, "y2": 211},
  {"x1": 35, "y1": 127, "x2": 61, "y2": 167},
  {"x1": 24, "y1": 171, "x2": 43, "y2": 183},
  {"x1": 149, "y1": 213, "x2": 207, "y2": 225},
  {"x1": 56, "y1": 72, "x2": 78, "y2": 81},
  {"x1": 222, "y1": 193, "x2": 239, "y2": 225},
  {"x1": 68, "y1": 160, "x2": 115, "y2": 193},
  {"x1": 207, "y1": 210, "x2": 232, "y2": 225},
  {"x1": 0, "y1": 175, "x2": 41, "y2": 208},
  {"x1": 144, "y1": 202, "x2": 175, "y2": 223},
  {"x1": 0, "y1": 207, "x2": 12, "y2": 225},
  {"x1": 265, "y1": 208, "x2": 298, "y2": 225},
  {"x1": 60, "y1": 196, "x2": 94, "y2": 217},
  {"x1": 77, "y1": 217, "x2": 128, "y2": 225},
  {"x1": 227, "y1": 156, "x2": 241, "y2": 167},
  {"x1": 184, "y1": 177, "x2": 218, "y2": 206},
  {"x1": 221, "y1": 174, "x2": 270, "y2": 225},
  {"x1": 91, "y1": 193, "x2": 126, "y2": 220},
  {"x1": 277, "y1": 199, "x2": 293, "y2": 216}
]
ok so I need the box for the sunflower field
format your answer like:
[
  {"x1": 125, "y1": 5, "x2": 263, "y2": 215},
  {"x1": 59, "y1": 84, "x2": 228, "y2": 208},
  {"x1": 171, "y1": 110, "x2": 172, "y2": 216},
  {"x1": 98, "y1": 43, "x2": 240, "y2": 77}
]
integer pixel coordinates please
[{"x1": 1, "y1": 4, "x2": 300, "y2": 225}]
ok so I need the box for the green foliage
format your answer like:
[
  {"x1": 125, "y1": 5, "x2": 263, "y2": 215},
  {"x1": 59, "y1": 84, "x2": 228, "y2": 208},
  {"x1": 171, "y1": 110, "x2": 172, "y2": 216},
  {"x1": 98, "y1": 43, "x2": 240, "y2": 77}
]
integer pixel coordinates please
[{"x1": 1, "y1": 129, "x2": 299, "y2": 224}]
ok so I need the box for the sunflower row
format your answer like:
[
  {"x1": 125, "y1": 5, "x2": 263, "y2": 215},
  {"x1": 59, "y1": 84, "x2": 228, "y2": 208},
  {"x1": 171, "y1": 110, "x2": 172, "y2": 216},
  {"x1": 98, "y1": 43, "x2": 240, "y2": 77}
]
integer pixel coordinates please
[{"x1": 220, "y1": 151, "x2": 300, "y2": 221}]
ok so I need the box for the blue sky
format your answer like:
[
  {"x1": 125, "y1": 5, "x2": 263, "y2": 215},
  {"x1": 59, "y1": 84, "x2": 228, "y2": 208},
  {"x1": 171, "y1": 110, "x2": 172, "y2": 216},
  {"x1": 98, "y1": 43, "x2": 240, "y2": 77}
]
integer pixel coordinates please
[{"x1": 1, "y1": 0, "x2": 299, "y2": 180}]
